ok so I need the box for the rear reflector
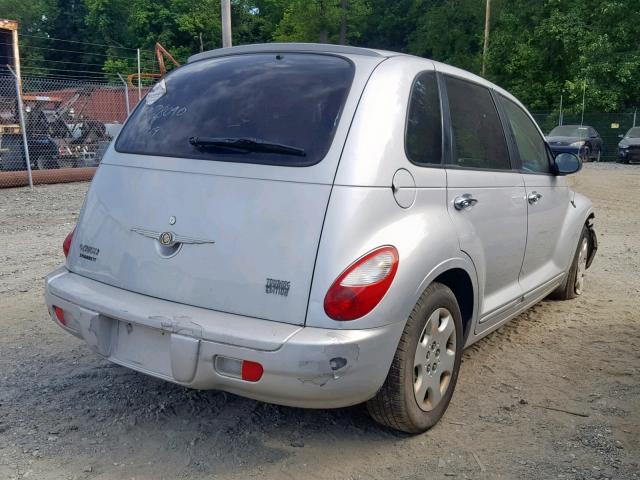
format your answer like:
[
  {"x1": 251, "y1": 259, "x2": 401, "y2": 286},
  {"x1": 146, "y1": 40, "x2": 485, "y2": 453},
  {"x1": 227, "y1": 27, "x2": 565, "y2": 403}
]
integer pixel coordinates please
[
  {"x1": 53, "y1": 306, "x2": 66, "y2": 325},
  {"x1": 241, "y1": 360, "x2": 264, "y2": 382},
  {"x1": 214, "y1": 356, "x2": 264, "y2": 382}
]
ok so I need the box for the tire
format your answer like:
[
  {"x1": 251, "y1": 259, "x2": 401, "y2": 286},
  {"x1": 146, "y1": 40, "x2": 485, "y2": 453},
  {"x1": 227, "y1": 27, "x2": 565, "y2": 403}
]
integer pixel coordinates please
[
  {"x1": 367, "y1": 282, "x2": 463, "y2": 433},
  {"x1": 582, "y1": 147, "x2": 591, "y2": 163},
  {"x1": 595, "y1": 148, "x2": 601, "y2": 162},
  {"x1": 550, "y1": 226, "x2": 590, "y2": 300}
]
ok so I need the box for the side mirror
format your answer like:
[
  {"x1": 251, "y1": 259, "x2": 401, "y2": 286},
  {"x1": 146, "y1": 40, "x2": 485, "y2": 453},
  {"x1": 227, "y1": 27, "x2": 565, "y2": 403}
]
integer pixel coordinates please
[{"x1": 554, "y1": 152, "x2": 582, "y2": 175}]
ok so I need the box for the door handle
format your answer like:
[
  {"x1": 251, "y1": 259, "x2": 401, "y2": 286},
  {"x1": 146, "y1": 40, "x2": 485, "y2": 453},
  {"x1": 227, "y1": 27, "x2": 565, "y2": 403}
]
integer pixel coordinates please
[
  {"x1": 528, "y1": 191, "x2": 543, "y2": 204},
  {"x1": 453, "y1": 194, "x2": 478, "y2": 210}
]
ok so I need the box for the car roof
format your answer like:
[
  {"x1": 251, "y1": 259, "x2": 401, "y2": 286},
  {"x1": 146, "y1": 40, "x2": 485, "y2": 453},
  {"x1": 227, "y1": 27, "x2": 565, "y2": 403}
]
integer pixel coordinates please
[
  {"x1": 188, "y1": 43, "x2": 404, "y2": 63},
  {"x1": 187, "y1": 42, "x2": 527, "y2": 119}
]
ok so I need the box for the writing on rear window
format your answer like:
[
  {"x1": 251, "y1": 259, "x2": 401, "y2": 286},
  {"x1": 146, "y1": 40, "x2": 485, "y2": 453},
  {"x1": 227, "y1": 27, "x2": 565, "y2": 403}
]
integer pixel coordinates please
[{"x1": 115, "y1": 53, "x2": 354, "y2": 167}]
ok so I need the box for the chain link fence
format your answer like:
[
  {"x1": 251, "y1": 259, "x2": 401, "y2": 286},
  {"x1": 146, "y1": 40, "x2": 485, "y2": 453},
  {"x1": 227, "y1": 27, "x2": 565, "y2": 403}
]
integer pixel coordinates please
[
  {"x1": 532, "y1": 111, "x2": 637, "y2": 162},
  {"x1": 1, "y1": 70, "x2": 636, "y2": 188},
  {"x1": 0, "y1": 71, "x2": 149, "y2": 188}
]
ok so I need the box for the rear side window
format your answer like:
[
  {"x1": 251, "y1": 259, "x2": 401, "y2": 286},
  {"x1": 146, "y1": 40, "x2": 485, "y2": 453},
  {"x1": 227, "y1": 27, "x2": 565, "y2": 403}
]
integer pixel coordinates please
[
  {"x1": 115, "y1": 53, "x2": 355, "y2": 166},
  {"x1": 497, "y1": 95, "x2": 550, "y2": 174},
  {"x1": 405, "y1": 71, "x2": 442, "y2": 165},
  {"x1": 445, "y1": 76, "x2": 511, "y2": 170}
]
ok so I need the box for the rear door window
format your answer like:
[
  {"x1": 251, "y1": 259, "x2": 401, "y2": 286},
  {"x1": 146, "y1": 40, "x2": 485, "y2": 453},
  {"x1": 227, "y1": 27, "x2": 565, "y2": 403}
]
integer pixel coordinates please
[
  {"x1": 444, "y1": 75, "x2": 511, "y2": 170},
  {"x1": 115, "y1": 53, "x2": 355, "y2": 166}
]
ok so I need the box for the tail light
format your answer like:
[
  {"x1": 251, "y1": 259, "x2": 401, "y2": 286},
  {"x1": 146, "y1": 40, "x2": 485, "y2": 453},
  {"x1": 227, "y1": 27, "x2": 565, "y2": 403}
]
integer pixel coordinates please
[
  {"x1": 63, "y1": 227, "x2": 75, "y2": 258},
  {"x1": 324, "y1": 246, "x2": 399, "y2": 321},
  {"x1": 53, "y1": 306, "x2": 66, "y2": 325}
]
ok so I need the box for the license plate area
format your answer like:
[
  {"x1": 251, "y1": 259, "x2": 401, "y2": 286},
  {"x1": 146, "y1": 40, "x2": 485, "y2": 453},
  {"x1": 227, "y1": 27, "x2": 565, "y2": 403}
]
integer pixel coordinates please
[{"x1": 111, "y1": 321, "x2": 172, "y2": 377}]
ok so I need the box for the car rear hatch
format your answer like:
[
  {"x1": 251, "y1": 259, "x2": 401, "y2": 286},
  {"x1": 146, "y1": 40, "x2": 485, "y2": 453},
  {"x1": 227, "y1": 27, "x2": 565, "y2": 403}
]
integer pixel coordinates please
[{"x1": 66, "y1": 50, "x2": 384, "y2": 326}]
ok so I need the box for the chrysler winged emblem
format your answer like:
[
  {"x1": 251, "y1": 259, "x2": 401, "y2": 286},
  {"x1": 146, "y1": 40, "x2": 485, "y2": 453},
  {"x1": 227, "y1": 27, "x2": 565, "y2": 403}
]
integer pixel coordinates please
[{"x1": 130, "y1": 227, "x2": 215, "y2": 247}]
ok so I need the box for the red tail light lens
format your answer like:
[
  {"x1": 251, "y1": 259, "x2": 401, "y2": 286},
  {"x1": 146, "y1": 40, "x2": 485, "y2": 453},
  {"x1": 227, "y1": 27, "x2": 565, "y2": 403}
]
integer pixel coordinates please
[
  {"x1": 63, "y1": 227, "x2": 75, "y2": 258},
  {"x1": 53, "y1": 306, "x2": 66, "y2": 325},
  {"x1": 324, "y1": 246, "x2": 399, "y2": 321},
  {"x1": 241, "y1": 360, "x2": 264, "y2": 382}
]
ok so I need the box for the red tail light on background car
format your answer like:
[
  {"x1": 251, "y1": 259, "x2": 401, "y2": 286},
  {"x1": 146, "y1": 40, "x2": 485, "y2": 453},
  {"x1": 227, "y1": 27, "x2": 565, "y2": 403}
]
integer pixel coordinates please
[
  {"x1": 63, "y1": 227, "x2": 75, "y2": 258},
  {"x1": 324, "y1": 246, "x2": 399, "y2": 321}
]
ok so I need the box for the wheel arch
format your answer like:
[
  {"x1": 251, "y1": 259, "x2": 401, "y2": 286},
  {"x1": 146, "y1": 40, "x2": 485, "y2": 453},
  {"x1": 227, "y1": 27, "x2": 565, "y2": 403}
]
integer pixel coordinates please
[
  {"x1": 415, "y1": 257, "x2": 478, "y2": 346},
  {"x1": 433, "y1": 269, "x2": 474, "y2": 343},
  {"x1": 585, "y1": 211, "x2": 597, "y2": 268}
]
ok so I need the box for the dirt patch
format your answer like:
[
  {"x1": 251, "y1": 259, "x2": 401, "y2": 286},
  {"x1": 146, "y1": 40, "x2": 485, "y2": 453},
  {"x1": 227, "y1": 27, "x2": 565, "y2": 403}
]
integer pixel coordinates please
[{"x1": 1, "y1": 163, "x2": 638, "y2": 479}]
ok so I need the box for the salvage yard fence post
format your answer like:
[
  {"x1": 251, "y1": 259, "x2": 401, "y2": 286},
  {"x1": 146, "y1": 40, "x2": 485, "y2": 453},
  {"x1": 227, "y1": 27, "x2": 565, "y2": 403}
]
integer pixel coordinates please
[
  {"x1": 117, "y1": 73, "x2": 131, "y2": 116},
  {"x1": 0, "y1": 70, "x2": 154, "y2": 189},
  {"x1": 7, "y1": 64, "x2": 32, "y2": 188}
]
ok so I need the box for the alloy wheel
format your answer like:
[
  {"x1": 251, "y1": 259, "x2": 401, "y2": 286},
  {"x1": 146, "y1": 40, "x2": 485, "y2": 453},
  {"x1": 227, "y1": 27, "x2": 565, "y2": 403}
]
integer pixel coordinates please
[{"x1": 413, "y1": 308, "x2": 457, "y2": 411}]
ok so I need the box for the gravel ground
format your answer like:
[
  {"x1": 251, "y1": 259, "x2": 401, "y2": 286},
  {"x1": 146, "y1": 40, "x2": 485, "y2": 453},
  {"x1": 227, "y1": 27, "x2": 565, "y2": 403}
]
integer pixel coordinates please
[{"x1": 0, "y1": 163, "x2": 638, "y2": 480}]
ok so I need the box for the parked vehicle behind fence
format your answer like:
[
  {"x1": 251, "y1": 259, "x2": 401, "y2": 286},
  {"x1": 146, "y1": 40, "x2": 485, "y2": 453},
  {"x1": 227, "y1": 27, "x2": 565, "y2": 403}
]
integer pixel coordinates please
[
  {"x1": 44, "y1": 43, "x2": 597, "y2": 433},
  {"x1": 546, "y1": 124, "x2": 603, "y2": 162},
  {"x1": 0, "y1": 132, "x2": 58, "y2": 171},
  {"x1": 617, "y1": 126, "x2": 640, "y2": 164}
]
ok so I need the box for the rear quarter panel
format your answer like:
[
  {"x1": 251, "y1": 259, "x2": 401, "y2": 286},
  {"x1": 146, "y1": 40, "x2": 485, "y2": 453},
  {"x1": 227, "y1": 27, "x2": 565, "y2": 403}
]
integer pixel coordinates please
[
  {"x1": 306, "y1": 183, "x2": 475, "y2": 331},
  {"x1": 306, "y1": 55, "x2": 478, "y2": 331}
]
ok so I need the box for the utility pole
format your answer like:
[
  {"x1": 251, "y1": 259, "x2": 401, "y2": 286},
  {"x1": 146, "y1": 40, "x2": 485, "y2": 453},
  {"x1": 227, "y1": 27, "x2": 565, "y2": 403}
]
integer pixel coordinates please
[
  {"x1": 481, "y1": 0, "x2": 491, "y2": 77},
  {"x1": 580, "y1": 81, "x2": 586, "y2": 126},
  {"x1": 221, "y1": 0, "x2": 232, "y2": 48},
  {"x1": 136, "y1": 48, "x2": 141, "y2": 100},
  {"x1": 559, "y1": 94, "x2": 563, "y2": 126},
  {"x1": 339, "y1": 0, "x2": 348, "y2": 45}
]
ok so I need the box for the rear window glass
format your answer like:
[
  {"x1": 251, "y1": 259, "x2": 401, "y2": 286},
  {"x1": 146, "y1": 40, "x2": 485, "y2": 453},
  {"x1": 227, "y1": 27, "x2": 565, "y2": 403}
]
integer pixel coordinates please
[{"x1": 115, "y1": 53, "x2": 354, "y2": 166}]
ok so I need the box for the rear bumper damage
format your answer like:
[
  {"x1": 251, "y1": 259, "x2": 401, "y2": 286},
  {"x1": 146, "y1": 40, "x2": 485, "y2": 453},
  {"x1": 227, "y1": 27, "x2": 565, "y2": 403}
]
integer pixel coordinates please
[{"x1": 44, "y1": 268, "x2": 403, "y2": 409}]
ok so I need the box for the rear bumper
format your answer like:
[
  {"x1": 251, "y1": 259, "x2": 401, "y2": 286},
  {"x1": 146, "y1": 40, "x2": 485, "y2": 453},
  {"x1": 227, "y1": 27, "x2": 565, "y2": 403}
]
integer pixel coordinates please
[{"x1": 44, "y1": 268, "x2": 403, "y2": 409}]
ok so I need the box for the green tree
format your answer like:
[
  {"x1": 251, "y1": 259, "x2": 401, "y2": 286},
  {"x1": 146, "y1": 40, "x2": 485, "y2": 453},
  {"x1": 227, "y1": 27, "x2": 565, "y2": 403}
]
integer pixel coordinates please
[
  {"x1": 408, "y1": 0, "x2": 486, "y2": 73},
  {"x1": 273, "y1": 0, "x2": 369, "y2": 44},
  {"x1": 356, "y1": 0, "x2": 417, "y2": 52},
  {"x1": 489, "y1": 0, "x2": 640, "y2": 112}
]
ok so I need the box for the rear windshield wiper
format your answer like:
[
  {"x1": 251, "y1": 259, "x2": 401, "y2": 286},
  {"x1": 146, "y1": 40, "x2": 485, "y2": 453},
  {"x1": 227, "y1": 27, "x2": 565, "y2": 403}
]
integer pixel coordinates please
[{"x1": 189, "y1": 137, "x2": 306, "y2": 157}]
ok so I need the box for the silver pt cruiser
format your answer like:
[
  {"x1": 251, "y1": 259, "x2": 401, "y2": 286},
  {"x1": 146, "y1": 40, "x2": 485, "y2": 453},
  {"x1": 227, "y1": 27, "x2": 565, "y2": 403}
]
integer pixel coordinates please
[{"x1": 44, "y1": 43, "x2": 597, "y2": 433}]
